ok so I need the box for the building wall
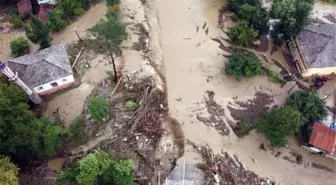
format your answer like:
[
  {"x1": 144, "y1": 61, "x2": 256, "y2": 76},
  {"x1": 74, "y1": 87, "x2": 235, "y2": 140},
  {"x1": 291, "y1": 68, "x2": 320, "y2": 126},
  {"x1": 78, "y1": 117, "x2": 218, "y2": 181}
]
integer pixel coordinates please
[
  {"x1": 301, "y1": 67, "x2": 336, "y2": 78},
  {"x1": 33, "y1": 75, "x2": 75, "y2": 95}
]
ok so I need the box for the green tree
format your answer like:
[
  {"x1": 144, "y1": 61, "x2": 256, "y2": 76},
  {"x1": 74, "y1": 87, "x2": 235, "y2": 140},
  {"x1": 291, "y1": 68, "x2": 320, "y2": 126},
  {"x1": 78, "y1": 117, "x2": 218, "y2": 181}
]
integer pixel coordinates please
[
  {"x1": 9, "y1": 12, "x2": 24, "y2": 28},
  {"x1": 107, "y1": 0, "x2": 120, "y2": 6},
  {"x1": 25, "y1": 16, "x2": 52, "y2": 49},
  {"x1": 271, "y1": 0, "x2": 314, "y2": 42},
  {"x1": 61, "y1": 116, "x2": 85, "y2": 141},
  {"x1": 227, "y1": 21, "x2": 258, "y2": 46},
  {"x1": 0, "y1": 78, "x2": 62, "y2": 162},
  {"x1": 225, "y1": 51, "x2": 262, "y2": 80},
  {"x1": 227, "y1": 0, "x2": 262, "y2": 12},
  {"x1": 10, "y1": 36, "x2": 29, "y2": 57},
  {"x1": 47, "y1": 8, "x2": 68, "y2": 32},
  {"x1": 89, "y1": 97, "x2": 109, "y2": 121},
  {"x1": 238, "y1": 4, "x2": 269, "y2": 35},
  {"x1": 88, "y1": 12, "x2": 127, "y2": 82},
  {"x1": 56, "y1": 150, "x2": 137, "y2": 185},
  {"x1": 57, "y1": 0, "x2": 85, "y2": 17},
  {"x1": 286, "y1": 91, "x2": 327, "y2": 122},
  {"x1": 256, "y1": 106, "x2": 302, "y2": 147},
  {"x1": 0, "y1": 156, "x2": 19, "y2": 185}
]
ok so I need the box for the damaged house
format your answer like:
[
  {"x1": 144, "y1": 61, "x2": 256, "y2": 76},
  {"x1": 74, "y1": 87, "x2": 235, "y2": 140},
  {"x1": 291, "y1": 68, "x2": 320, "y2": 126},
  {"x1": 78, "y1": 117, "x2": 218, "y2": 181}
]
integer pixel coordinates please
[
  {"x1": 7, "y1": 44, "x2": 75, "y2": 95},
  {"x1": 288, "y1": 23, "x2": 336, "y2": 78}
]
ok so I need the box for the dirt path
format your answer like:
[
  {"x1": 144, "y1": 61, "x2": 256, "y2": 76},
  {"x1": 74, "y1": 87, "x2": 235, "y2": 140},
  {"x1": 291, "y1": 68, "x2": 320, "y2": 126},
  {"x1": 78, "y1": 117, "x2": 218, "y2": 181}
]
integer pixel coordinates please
[{"x1": 157, "y1": 0, "x2": 336, "y2": 184}]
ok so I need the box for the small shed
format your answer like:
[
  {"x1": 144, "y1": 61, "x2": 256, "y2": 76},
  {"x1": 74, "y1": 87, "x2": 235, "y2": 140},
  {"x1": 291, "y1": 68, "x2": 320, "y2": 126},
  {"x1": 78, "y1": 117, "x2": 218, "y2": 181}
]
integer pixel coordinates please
[{"x1": 17, "y1": 0, "x2": 32, "y2": 19}]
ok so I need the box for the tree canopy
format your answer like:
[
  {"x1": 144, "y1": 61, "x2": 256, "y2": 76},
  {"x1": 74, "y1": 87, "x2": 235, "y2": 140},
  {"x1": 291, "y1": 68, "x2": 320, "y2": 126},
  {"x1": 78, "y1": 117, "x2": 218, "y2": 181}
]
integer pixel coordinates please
[
  {"x1": 10, "y1": 36, "x2": 29, "y2": 57},
  {"x1": 227, "y1": 21, "x2": 258, "y2": 46},
  {"x1": 0, "y1": 156, "x2": 19, "y2": 185},
  {"x1": 88, "y1": 12, "x2": 127, "y2": 54},
  {"x1": 225, "y1": 50, "x2": 262, "y2": 80},
  {"x1": 0, "y1": 78, "x2": 62, "y2": 163},
  {"x1": 271, "y1": 0, "x2": 314, "y2": 42},
  {"x1": 286, "y1": 91, "x2": 327, "y2": 122},
  {"x1": 56, "y1": 150, "x2": 137, "y2": 185},
  {"x1": 47, "y1": 7, "x2": 68, "y2": 32},
  {"x1": 25, "y1": 16, "x2": 52, "y2": 49},
  {"x1": 256, "y1": 106, "x2": 302, "y2": 147},
  {"x1": 237, "y1": 4, "x2": 269, "y2": 35}
]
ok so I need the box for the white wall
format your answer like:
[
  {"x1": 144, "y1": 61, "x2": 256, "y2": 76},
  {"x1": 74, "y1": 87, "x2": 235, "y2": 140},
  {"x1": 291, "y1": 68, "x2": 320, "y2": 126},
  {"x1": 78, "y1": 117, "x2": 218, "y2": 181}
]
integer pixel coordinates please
[{"x1": 33, "y1": 75, "x2": 75, "y2": 93}]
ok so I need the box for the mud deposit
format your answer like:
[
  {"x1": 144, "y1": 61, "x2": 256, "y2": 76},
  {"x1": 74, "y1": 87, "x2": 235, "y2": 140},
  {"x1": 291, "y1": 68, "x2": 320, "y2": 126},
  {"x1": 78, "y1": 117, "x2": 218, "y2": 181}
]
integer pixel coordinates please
[
  {"x1": 227, "y1": 92, "x2": 274, "y2": 123},
  {"x1": 197, "y1": 90, "x2": 230, "y2": 136}
]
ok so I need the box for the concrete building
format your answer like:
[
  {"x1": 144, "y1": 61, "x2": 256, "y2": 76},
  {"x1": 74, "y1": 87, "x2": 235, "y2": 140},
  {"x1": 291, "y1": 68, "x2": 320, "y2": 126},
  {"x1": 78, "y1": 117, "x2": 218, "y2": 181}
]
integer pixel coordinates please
[
  {"x1": 7, "y1": 44, "x2": 75, "y2": 96},
  {"x1": 288, "y1": 23, "x2": 336, "y2": 78}
]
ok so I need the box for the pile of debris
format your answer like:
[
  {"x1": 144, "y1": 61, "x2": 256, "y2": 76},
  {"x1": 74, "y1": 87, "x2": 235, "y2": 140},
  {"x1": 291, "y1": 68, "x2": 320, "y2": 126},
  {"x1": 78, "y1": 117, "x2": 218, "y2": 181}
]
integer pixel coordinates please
[{"x1": 189, "y1": 141, "x2": 274, "y2": 185}]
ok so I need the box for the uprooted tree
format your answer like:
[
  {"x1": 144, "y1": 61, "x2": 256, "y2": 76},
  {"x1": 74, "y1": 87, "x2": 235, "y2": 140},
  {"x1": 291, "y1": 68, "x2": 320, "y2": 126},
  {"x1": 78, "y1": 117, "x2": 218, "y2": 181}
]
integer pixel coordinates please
[
  {"x1": 88, "y1": 10, "x2": 127, "y2": 82},
  {"x1": 56, "y1": 150, "x2": 137, "y2": 185},
  {"x1": 256, "y1": 106, "x2": 302, "y2": 148},
  {"x1": 286, "y1": 91, "x2": 327, "y2": 123}
]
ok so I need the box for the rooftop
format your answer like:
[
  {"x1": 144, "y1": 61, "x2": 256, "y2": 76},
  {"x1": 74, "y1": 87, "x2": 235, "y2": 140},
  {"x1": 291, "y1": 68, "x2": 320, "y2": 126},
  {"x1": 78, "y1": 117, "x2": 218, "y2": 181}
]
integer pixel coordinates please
[
  {"x1": 309, "y1": 123, "x2": 336, "y2": 153},
  {"x1": 8, "y1": 44, "x2": 73, "y2": 88},
  {"x1": 296, "y1": 23, "x2": 336, "y2": 68}
]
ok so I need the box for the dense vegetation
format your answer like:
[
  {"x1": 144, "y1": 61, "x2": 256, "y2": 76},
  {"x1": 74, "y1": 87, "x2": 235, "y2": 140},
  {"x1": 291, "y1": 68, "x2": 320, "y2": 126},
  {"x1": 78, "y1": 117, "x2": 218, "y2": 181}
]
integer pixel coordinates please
[
  {"x1": 56, "y1": 150, "x2": 137, "y2": 185},
  {"x1": 25, "y1": 16, "x2": 52, "y2": 49},
  {"x1": 47, "y1": 8, "x2": 69, "y2": 32},
  {"x1": 286, "y1": 91, "x2": 327, "y2": 122},
  {"x1": 10, "y1": 36, "x2": 29, "y2": 57},
  {"x1": 225, "y1": 51, "x2": 262, "y2": 80},
  {"x1": 0, "y1": 78, "x2": 62, "y2": 163},
  {"x1": 256, "y1": 106, "x2": 302, "y2": 147}
]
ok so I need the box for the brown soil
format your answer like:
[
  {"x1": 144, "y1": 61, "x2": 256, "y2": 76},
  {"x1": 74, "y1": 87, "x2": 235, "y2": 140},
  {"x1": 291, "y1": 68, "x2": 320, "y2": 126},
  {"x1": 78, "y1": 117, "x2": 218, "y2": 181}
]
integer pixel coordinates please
[{"x1": 255, "y1": 36, "x2": 269, "y2": 52}]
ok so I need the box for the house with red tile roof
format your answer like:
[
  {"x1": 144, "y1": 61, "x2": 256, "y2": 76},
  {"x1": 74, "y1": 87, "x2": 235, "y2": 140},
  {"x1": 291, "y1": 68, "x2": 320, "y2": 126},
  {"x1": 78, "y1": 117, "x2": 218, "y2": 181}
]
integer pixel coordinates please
[{"x1": 308, "y1": 123, "x2": 336, "y2": 158}]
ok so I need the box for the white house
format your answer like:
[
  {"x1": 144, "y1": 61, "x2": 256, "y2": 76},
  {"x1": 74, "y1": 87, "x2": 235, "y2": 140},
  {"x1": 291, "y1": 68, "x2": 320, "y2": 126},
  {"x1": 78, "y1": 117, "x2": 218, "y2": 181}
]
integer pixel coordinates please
[{"x1": 8, "y1": 44, "x2": 75, "y2": 95}]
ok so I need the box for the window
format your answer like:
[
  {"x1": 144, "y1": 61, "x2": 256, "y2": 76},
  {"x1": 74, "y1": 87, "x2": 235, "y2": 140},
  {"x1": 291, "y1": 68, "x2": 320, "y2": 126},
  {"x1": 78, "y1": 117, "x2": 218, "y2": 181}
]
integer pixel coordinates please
[
  {"x1": 62, "y1": 78, "x2": 67, "y2": 82},
  {"x1": 37, "y1": 86, "x2": 44, "y2": 91},
  {"x1": 50, "y1": 82, "x2": 58, "y2": 87}
]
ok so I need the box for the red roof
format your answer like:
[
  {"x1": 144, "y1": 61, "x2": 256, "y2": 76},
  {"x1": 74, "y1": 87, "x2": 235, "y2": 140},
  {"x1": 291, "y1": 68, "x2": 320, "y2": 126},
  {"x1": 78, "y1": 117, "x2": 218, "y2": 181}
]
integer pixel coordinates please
[
  {"x1": 309, "y1": 123, "x2": 336, "y2": 153},
  {"x1": 38, "y1": 3, "x2": 56, "y2": 21},
  {"x1": 17, "y1": 0, "x2": 32, "y2": 18}
]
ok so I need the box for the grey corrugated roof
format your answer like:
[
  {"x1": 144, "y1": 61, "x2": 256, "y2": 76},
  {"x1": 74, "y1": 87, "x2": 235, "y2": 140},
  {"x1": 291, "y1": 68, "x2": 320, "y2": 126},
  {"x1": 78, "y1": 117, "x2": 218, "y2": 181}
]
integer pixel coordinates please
[
  {"x1": 8, "y1": 44, "x2": 73, "y2": 88},
  {"x1": 296, "y1": 23, "x2": 336, "y2": 68}
]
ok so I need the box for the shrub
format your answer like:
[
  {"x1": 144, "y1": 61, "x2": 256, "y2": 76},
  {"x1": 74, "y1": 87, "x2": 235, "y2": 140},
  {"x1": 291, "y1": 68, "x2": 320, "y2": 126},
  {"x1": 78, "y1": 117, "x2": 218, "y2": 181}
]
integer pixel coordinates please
[
  {"x1": 256, "y1": 106, "x2": 302, "y2": 148},
  {"x1": 225, "y1": 51, "x2": 262, "y2": 80},
  {"x1": 10, "y1": 37, "x2": 29, "y2": 57},
  {"x1": 89, "y1": 97, "x2": 109, "y2": 120},
  {"x1": 0, "y1": 156, "x2": 19, "y2": 185},
  {"x1": 61, "y1": 116, "x2": 85, "y2": 141},
  {"x1": 9, "y1": 13, "x2": 24, "y2": 28},
  {"x1": 227, "y1": 0, "x2": 262, "y2": 13},
  {"x1": 107, "y1": 0, "x2": 120, "y2": 6},
  {"x1": 47, "y1": 8, "x2": 68, "y2": 32},
  {"x1": 227, "y1": 21, "x2": 258, "y2": 46},
  {"x1": 125, "y1": 101, "x2": 137, "y2": 110},
  {"x1": 267, "y1": 70, "x2": 279, "y2": 83},
  {"x1": 25, "y1": 16, "x2": 52, "y2": 49},
  {"x1": 286, "y1": 91, "x2": 327, "y2": 122}
]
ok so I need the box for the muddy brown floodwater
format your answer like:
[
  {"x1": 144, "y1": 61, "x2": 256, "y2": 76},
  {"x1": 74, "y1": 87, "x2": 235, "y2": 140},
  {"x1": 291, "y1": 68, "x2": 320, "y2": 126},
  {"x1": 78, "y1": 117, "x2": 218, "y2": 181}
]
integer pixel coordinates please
[{"x1": 157, "y1": 0, "x2": 336, "y2": 184}]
